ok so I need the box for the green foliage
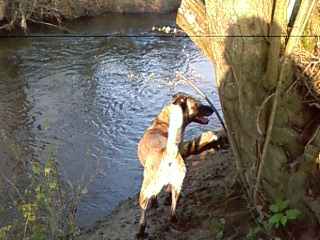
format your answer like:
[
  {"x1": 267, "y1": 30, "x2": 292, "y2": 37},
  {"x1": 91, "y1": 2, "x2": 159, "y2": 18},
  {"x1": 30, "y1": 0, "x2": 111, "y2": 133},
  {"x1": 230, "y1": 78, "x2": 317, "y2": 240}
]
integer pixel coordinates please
[
  {"x1": 216, "y1": 218, "x2": 225, "y2": 240},
  {"x1": 285, "y1": 209, "x2": 301, "y2": 220},
  {"x1": 10, "y1": 147, "x2": 66, "y2": 239},
  {"x1": 246, "y1": 227, "x2": 260, "y2": 240},
  {"x1": 0, "y1": 224, "x2": 12, "y2": 239},
  {"x1": 0, "y1": 129, "x2": 100, "y2": 239},
  {"x1": 268, "y1": 198, "x2": 300, "y2": 229}
]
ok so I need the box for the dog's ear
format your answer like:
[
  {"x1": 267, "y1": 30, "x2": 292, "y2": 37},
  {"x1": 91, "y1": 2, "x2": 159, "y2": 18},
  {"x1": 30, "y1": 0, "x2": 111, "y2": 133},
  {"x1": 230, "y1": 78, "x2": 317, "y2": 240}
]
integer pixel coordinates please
[
  {"x1": 172, "y1": 96, "x2": 185, "y2": 105},
  {"x1": 172, "y1": 94, "x2": 188, "y2": 113},
  {"x1": 172, "y1": 92, "x2": 187, "y2": 103}
]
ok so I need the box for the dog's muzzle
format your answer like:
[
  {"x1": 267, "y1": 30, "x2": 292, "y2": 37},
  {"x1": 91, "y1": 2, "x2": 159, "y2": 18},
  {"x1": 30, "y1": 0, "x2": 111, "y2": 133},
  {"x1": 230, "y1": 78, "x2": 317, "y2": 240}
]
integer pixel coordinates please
[{"x1": 192, "y1": 105, "x2": 213, "y2": 124}]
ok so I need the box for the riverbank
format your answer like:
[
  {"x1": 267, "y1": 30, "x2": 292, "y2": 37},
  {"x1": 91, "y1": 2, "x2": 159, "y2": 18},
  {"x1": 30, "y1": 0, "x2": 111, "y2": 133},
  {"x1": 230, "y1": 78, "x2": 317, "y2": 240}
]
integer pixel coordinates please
[
  {"x1": 77, "y1": 147, "x2": 257, "y2": 239},
  {"x1": 0, "y1": 0, "x2": 181, "y2": 31}
]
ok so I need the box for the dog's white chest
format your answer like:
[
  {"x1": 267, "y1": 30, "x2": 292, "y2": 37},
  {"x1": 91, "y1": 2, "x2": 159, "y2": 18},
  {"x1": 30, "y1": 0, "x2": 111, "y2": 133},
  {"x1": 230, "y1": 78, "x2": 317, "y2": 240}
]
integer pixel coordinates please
[
  {"x1": 144, "y1": 151, "x2": 186, "y2": 199},
  {"x1": 159, "y1": 152, "x2": 184, "y2": 186}
]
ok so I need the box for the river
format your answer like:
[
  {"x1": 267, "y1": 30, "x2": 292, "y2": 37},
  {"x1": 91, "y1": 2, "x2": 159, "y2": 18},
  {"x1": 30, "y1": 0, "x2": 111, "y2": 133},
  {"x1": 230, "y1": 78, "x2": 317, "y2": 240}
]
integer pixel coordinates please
[{"x1": 0, "y1": 13, "x2": 221, "y2": 227}]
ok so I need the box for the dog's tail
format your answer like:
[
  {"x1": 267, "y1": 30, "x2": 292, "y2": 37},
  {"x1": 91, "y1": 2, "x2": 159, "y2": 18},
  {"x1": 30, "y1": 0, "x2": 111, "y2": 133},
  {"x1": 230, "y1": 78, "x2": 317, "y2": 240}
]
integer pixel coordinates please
[{"x1": 180, "y1": 129, "x2": 228, "y2": 158}]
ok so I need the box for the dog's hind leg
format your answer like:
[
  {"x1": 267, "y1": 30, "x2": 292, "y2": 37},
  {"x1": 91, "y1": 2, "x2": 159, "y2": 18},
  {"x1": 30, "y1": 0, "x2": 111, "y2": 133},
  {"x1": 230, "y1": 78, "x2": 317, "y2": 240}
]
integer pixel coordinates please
[
  {"x1": 137, "y1": 192, "x2": 149, "y2": 237},
  {"x1": 163, "y1": 185, "x2": 172, "y2": 205},
  {"x1": 137, "y1": 168, "x2": 160, "y2": 237},
  {"x1": 170, "y1": 186, "x2": 181, "y2": 223}
]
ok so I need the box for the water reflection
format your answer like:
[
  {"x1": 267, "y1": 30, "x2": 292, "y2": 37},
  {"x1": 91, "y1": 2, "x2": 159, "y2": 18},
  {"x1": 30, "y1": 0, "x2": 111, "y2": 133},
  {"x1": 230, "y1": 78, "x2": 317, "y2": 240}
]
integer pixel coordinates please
[{"x1": 0, "y1": 13, "x2": 221, "y2": 226}]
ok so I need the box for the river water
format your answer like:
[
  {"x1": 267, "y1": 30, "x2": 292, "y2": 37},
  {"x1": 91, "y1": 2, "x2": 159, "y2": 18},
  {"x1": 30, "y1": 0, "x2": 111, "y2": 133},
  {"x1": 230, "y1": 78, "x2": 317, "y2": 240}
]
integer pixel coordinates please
[{"x1": 0, "y1": 13, "x2": 221, "y2": 226}]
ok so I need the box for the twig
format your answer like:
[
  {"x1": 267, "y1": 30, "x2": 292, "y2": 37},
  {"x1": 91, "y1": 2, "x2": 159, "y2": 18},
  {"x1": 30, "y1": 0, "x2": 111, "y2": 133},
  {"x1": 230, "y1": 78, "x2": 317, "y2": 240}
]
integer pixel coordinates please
[
  {"x1": 28, "y1": 18, "x2": 72, "y2": 33},
  {"x1": 256, "y1": 93, "x2": 275, "y2": 135},
  {"x1": 24, "y1": 218, "x2": 29, "y2": 240},
  {"x1": 285, "y1": 80, "x2": 298, "y2": 95},
  {"x1": 176, "y1": 71, "x2": 227, "y2": 133},
  {"x1": 304, "y1": 124, "x2": 320, "y2": 150},
  {"x1": 212, "y1": 195, "x2": 242, "y2": 209},
  {"x1": 0, "y1": 169, "x2": 25, "y2": 203}
]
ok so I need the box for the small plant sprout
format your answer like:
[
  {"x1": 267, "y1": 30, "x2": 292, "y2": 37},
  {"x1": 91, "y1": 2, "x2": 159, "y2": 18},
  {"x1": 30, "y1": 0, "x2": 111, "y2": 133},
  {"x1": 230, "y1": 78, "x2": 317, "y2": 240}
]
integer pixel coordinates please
[
  {"x1": 216, "y1": 218, "x2": 225, "y2": 240},
  {"x1": 246, "y1": 227, "x2": 260, "y2": 240},
  {"x1": 268, "y1": 198, "x2": 301, "y2": 229}
]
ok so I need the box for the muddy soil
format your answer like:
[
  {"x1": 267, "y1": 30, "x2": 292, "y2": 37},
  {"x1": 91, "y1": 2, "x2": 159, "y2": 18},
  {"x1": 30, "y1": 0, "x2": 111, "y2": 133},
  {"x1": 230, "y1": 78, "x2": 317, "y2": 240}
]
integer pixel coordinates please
[{"x1": 77, "y1": 148, "x2": 257, "y2": 240}]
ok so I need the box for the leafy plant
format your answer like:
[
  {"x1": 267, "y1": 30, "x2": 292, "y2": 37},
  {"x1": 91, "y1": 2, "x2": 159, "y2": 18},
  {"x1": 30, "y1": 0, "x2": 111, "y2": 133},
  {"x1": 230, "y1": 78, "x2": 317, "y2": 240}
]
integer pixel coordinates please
[
  {"x1": 0, "y1": 224, "x2": 12, "y2": 239},
  {"x1": 246, "y1": 227, "x2": 260, "y2": 240},
  {"x1": 216, "y1": 218, "x2": 225, "y2": 240},
  {"x1": 0, "y1": 129, "x2": 101, "y2": 239},
  {"x1": 268, "y1": 199, "x2": 301, "y2": 229}
]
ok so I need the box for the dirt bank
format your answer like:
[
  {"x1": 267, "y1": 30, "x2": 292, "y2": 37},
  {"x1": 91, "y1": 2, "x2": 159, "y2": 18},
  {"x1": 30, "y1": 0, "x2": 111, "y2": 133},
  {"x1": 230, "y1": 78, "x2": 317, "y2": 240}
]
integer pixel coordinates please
[{"x1": 77, "y1": 147, "x2": 257, "y2": 240}]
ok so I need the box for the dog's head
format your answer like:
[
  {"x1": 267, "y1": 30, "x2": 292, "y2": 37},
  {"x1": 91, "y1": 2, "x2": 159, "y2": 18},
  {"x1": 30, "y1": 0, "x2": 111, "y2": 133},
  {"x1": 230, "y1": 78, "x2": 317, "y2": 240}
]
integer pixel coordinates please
[{"x1": 172, "y1": 92, "x2": 213, "y2": 126}]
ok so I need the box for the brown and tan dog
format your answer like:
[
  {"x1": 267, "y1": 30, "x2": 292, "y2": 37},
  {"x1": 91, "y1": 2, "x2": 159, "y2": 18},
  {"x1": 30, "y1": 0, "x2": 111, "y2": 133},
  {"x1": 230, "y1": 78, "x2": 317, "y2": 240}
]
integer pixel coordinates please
[{"x1": 136, "y1": 92, "x2": 214, "y2": 236}]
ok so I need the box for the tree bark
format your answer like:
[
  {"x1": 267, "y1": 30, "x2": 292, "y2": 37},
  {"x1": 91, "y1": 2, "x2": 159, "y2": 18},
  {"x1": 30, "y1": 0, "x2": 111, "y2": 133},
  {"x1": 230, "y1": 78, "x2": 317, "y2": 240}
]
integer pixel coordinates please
[{"x1": 177, "y1": 0, "x2": 320, "y2": 237}]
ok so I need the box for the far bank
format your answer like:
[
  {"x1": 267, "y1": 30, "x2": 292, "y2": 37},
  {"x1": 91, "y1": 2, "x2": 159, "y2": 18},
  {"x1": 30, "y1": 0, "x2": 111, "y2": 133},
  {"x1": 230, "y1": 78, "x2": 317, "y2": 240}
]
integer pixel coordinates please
[{"x1": 0, "y1": 0, "x2": 181, "y2": 31}]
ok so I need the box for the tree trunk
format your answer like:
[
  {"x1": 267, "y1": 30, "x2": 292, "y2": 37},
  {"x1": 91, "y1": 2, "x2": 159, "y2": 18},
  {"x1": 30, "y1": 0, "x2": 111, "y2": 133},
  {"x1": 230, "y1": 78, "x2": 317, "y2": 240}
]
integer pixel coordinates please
[{"x1": 177, "y1": 0, "x2": 320, "y2": 237}]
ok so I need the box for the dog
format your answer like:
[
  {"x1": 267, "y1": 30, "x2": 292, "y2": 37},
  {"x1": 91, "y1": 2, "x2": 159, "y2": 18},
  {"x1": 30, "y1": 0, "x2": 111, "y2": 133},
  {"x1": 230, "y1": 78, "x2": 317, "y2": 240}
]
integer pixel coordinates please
[{"x1": 136, "y1": 92, "x2": 214, "y2": 236}]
